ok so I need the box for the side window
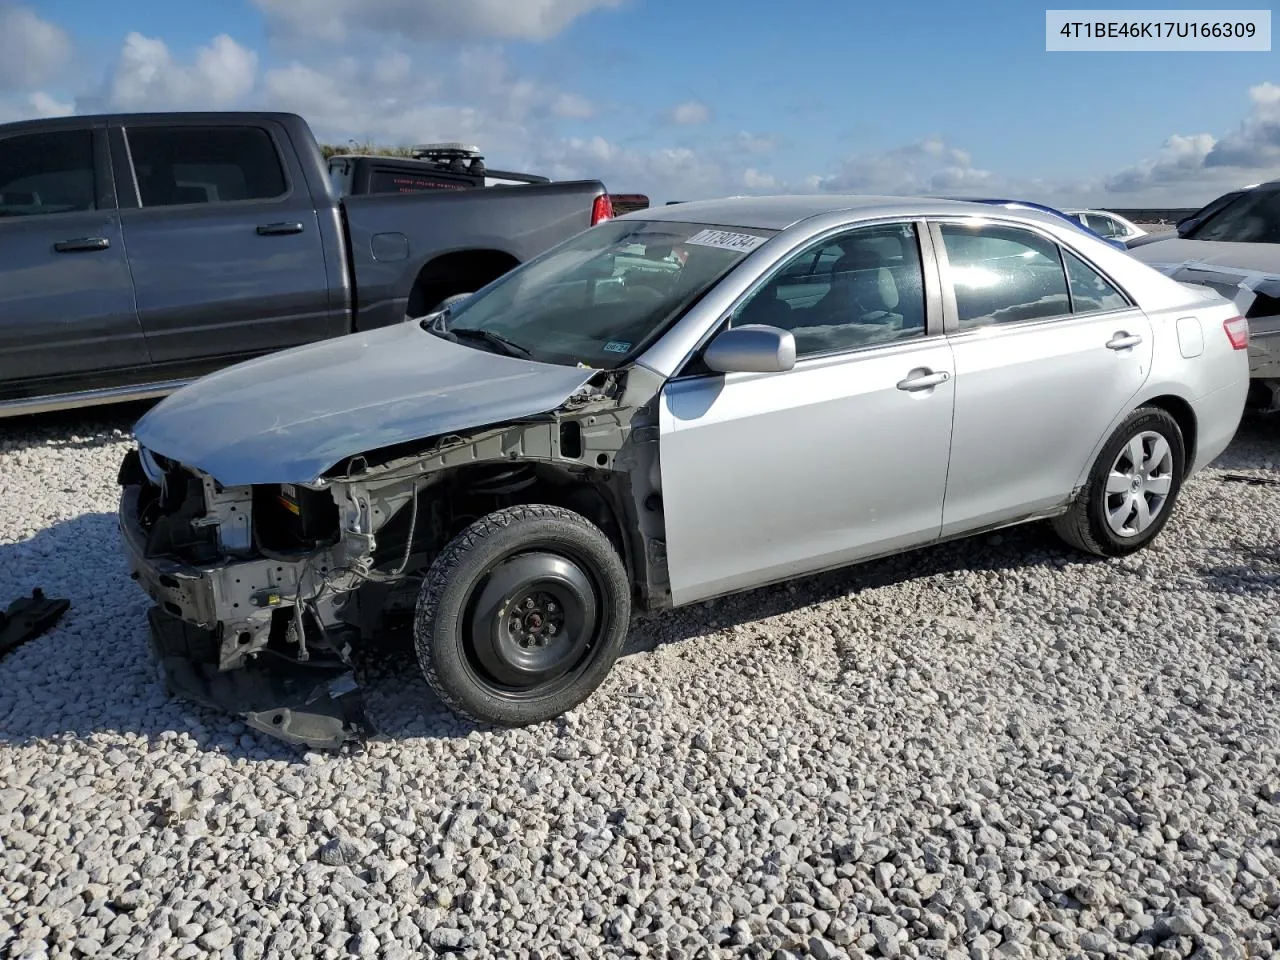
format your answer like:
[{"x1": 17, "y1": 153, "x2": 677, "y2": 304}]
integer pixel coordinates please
[
  {"x1": 732, "y1": 222, "x2": 928, "y2": 358},
  {"x1": 1063, "y1": 250, "x2": 1129, "y2": 313},
  {"x1": 938, "y1": 223, "x2": 1070, "y2": 329},
  {"x1": 125, "y1": 125, "x2": 287, "y2": 207},
  {"x1": 1086, "y1": 214, "x2": 1120, "y2": 237},
  {"x1": 0, "y1": 131, "x2": 97, "y2": 218}
]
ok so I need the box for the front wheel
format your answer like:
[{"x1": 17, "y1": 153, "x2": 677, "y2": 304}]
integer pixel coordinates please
[
  {"x1": 1052, "y1": 406, "x2": 1186, "y2": 557},
  {"x1": 414, "y1": 504, "x2": 632, "y2": 725}
]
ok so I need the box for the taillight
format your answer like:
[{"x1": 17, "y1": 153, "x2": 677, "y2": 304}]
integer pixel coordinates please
[
  {"x1": 591, "y1": 194, "x2": 613, "y2": 226},
  {"x1": 1223, "y1": 315, "x2": 1250, "y2": 350}
]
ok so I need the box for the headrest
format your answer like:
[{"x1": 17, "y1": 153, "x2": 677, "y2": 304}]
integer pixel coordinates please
[{"x1": 830, "y1": 244, "x2": 898, "y2": 312}]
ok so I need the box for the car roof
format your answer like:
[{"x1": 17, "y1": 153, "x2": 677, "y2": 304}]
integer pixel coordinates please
[{"x1": 616, "y1": 194, "x2": 1067, "y2": 231}]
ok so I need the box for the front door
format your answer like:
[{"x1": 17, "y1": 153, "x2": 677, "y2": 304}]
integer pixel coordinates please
[
  {"x1": 930, "y1": 219, "x2": 1154, "y2": 535},
  {"x1": 0, "y1": 126, "x2": 149, "y2": 402},
  {"x1": 658, "y1": 220, "x2": 957, "y2": 606},
  {"x1": 114, "y1": 119, "x2": 337, "y2": 370}
]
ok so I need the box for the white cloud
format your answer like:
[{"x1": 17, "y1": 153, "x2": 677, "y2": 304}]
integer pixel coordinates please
[
  {"x1": 734, "y1": 131, "x2": 777, "y2": 154},
  {"x1": 551, "y1": 92, "x2": 595, "y2": 119},
  {"x1": 0, "y1": 90, "x2": 73, "y2": 123},
  {"x1": 742, "y1": 168, "x2": 776, "y2": 189},
  {"x1": 809, "y1": 137, "x2": 995, "y2": 197},
  {"x1": 29, "y1": 91, "x2": 73, "y2": 117},
  {"x1": 101, "y1": 32, "x2": 258, "y2": 110},
  {"x1": 371, "y1": 51, "x2": 412, "y2": 86},
  {"x1": 252, "y1": 0, "x2": 621, "y2": 42},
  {"x1": 668, "y1": 99, "x2": 711, "y2": 125},
  {"x1": 0, "y1": 4, "x2": 73, "y2": 91},
  {"x1": 1099, "y1": 83, "x2": 1280, "y2": 202}
]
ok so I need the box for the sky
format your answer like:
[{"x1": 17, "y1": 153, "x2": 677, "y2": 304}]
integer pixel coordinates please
[{"x1": 1, "y1": 0, "x2": 1278, "y2": 207}]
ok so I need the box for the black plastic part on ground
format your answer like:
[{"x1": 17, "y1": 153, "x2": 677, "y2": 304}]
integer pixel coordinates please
[
  {"x1": 146, "y1": 605, "x2": 371, "y2": 750},
  {"x1": 0, "y1": 588, "x2": 71, "y2": 658}
]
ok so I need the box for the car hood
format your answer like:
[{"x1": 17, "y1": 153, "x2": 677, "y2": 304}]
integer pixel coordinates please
[
  {"x1": 1127, "y1": 238, "x2": 1280, "y2": 315},
  {"x1": 132, "y1": 321, "x2": 599, "y2": 486},
  {"x1": 1127, "y1": 237, "x2": 1280, "y2": 274}
]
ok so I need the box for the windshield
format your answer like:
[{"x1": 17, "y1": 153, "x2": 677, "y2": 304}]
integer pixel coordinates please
[
  {"x1": 425, "y1": 218, "x2": 777, "y2": 368},
  {"x1": 1187, "y1": 186, "x2": 1280, "y2": 243}
]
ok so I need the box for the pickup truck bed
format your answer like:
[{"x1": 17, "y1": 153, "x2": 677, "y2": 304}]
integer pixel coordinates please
[{"x1": 0, "y1": 111, "x2": 609, "y2": 416}]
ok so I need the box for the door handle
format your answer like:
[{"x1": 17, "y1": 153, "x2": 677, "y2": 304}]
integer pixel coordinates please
[
  {"x1": 896, "y1": 369, "x2": 951, "y2": 392},
  {"x1": 256, "y1": 222, "x2": 304, "y2": 236},
  {"x1": 53, "y1": 237, "x2": 110, "y2": 253},
  {"x1": 1106, "y1": 332, "x2": 1143, "y2": 350}
]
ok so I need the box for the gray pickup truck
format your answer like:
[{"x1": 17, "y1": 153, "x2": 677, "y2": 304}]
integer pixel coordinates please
[{"x1": 0, "y1": 111, "x2": 611, "y2": 416}]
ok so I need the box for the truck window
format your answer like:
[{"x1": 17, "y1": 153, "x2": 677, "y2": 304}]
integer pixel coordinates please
[
  {"x1": 124, "y1": 125, "x2": 288, "y2": 207},
  {"x1": 0, "y1": 130, "x2": 97, "y2": 218}
]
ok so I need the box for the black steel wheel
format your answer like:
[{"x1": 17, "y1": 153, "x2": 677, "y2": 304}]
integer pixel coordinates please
[{"x1": 414, "y1": 504, "x2": 631, "y2": 725}]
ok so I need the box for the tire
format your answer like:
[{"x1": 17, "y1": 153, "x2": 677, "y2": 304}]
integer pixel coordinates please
[
  {"x1": 1052, "y1": 405, "x2": 1186, "y2": 557},
  {"x1": 413, "y1": 504, "x2": 631, "y2": 725}
]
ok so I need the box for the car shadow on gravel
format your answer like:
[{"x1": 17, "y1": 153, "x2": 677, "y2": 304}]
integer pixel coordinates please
[
  {"x1": 0, "y1": 401, "x2": 154, "y2": 453},
  {"x1": 620, "y1": 520, "x2": 1090, "y2": 656}
]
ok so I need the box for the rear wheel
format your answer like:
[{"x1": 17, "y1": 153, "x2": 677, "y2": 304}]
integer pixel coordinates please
[
  {"x1": 414, "y1": 504, "x2": 631, "y2": 725},
  {"x1": 1052, "y1": 406, "x2": 1186, "y2": 557}
]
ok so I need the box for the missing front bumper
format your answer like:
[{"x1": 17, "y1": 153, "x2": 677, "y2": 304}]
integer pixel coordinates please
[{"x1": 147, "y1": 605, "x2": 371, "y2": 750}]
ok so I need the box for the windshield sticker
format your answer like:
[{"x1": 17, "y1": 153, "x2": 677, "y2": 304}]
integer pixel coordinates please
[
  {"x1": 602, "y1": 340, "x2": 631, "y2": 354},
  {"x1": 685, "y1": 229, "x2": 768, "y2": 253}
]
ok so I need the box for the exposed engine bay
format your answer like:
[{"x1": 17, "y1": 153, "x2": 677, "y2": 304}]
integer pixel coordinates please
[{"x1": 117, "y1": 369, "x2": 671, "y2": 748}]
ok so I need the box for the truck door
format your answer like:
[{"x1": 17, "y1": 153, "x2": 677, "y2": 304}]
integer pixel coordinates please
[
  {"x1": 0, "y1": 124, "x2": 150, "y2": 404},
  {"x1": 112, "y1": 118, "x2": 340, "y2": 371}
]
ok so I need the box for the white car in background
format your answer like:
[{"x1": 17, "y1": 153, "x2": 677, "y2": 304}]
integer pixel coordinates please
[{"x1": 1063, "y1": 209, "x2": 1148, "y2": 243}]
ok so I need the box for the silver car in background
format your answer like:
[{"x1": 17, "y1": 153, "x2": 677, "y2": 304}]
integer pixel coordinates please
[{"x1": 117, "y1": 195, "x2": 1251, "y2": 744}]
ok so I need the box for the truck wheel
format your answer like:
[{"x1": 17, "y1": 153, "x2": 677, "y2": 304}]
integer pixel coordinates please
[
  {"x1": 1051, "y1": 406, "x2": 1185, "y2": 557},
  {"x1": 413, "y1": 504, "x2": 631, "y2": 725}
]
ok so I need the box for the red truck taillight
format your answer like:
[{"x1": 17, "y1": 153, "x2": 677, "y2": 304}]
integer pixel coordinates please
[
  {"x1": 591, "y1": 194, "x2": 613, "y2": 226},
  {"x1": 1223, "y1": 315, "x2": 1249, "y2": 350}
]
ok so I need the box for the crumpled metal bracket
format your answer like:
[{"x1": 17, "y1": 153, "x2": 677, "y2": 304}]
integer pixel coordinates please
[
  {"x1": 147, "y1": 605, "x2": 371, "y2": 750},
  {"x1": 0, "y1": 588, "x2": 71, "y2": 658}
]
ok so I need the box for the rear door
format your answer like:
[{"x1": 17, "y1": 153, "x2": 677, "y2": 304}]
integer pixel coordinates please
[
  {"x1": 931, "y1": 218, "x2": 1153, "y2": 535},
  {"x1": 113, "y1": 117, "x2": 338, "y2": 370},
  {"x1": 0, "y1": 124, "x2": 149, "y2": 402}
]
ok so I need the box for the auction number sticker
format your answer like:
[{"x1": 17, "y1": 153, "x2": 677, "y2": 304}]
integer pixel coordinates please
[{"x1": 685, "y1": 229, "x2": 769, "y2": 253}]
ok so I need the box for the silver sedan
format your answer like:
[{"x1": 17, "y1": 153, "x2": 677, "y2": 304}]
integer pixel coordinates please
[{"x1": 120, "y1": 194, "x2": 1252, "y2": 737}]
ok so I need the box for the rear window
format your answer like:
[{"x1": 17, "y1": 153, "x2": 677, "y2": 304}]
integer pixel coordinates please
[{"x1": 126, "y1": 125, "x2": 287, "y2": 206}]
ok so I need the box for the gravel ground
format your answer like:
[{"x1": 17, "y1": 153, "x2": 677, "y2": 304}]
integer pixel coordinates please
[{"x1": 1, "y1": 404, "x2": 1279, "y2": 960}]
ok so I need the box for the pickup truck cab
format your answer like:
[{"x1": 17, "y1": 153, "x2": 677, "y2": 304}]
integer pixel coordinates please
[{"x1": 0, "y1": 112, "x2": 610, "y2": 417}]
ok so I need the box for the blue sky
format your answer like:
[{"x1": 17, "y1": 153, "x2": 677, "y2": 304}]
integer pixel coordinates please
[{"x1": 3, "y1": 0, "x2": 1278, "y2": 205}]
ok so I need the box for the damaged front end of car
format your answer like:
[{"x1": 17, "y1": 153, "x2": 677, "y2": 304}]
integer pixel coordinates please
[
  {"x1": 118, "y1": 445, "x2": 375, "y2": 748},
  {"x1": 117, "y1": 367, "x2": 672, "y2": 749}
]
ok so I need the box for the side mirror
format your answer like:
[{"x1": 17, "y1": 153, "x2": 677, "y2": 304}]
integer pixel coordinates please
[
  {"x1": 703, "y1": 324, "x2": 796, "y2": 374},
  {"x1": 1175, "y1": 217, "x2": 1196, "y2": 236}
]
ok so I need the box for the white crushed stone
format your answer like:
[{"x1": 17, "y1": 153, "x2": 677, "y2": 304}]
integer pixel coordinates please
[{"x1": 1, "y1": 405, "x2": 1278, "y2": 960}]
